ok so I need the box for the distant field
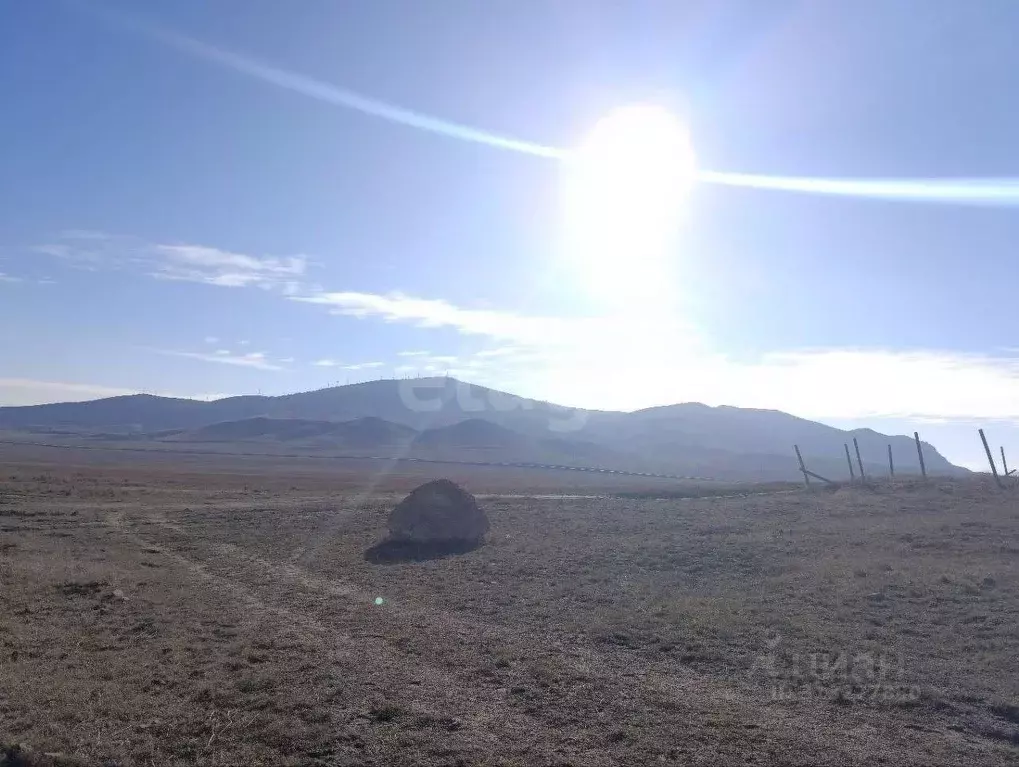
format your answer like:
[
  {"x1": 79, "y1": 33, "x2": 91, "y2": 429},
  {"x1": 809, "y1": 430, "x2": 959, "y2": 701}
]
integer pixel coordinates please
[
  {"x1": 0, "y1": 431, "x2": 713, "y2": 485},
  {"x1": 1, "y1": 450, "x2": 1017, "y2": 765},
  {"x1": 0, "y1": 439, "x2": 706, "y2": 495}
]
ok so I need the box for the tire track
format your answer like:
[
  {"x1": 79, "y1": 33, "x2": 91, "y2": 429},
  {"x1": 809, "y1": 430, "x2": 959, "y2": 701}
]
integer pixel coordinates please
[
  {"x1": 102, "y1": 509, "x2": 552, "y2": 750},
  {"x1": 101, "y1": 506, "x2": 964, "y2": 763}
]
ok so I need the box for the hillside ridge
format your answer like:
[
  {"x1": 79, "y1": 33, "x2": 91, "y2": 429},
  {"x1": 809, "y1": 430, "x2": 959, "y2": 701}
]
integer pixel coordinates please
[{"x1": 0, "y1": 377, "x2": 965, "y2": 481}]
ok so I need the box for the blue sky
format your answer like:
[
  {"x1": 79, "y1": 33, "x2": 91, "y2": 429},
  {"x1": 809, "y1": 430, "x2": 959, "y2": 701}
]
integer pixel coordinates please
[{"x1": 2, "y1": 0, "x2": 1019, "y2": 469}]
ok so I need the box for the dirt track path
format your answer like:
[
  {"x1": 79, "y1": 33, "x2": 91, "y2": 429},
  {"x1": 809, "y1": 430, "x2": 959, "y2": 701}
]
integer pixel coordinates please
[{"x1": 95, "y1": 503, "x2": 1001, "y2": 767}]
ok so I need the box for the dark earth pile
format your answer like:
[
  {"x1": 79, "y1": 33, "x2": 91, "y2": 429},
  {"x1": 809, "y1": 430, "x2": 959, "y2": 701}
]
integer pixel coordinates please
[{"x1": 387, "y1": 479, "x2": 489, "y2": 544}]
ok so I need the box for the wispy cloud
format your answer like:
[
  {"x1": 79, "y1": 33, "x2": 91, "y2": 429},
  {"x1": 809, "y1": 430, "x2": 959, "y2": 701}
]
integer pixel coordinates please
[
  {"x1": 521, "y1": 346, "x2": 1019, "y2": 424},
  {"x1": 0, "y1": 272, "x2": 58, "y2": 286},
  {"x1": 0, "y1": 378, "x2": 231, "y2": 406},
  {"x1": 0, "y1": 378, "x2": 141, "y2": 405},
  {"x1": 154, "y1": 348, "x2": 286, "y2": 371},
  {"x1": 289, "y1": 291, "x2": 682, "y2": 348},
  {"x1": 721, "y1": 349, "x2": 1019, "y2": 422},
  {"x1": 204, "y1": 336, "x2": 219, "y2": 344},
  {"x1": 475, "y1": 346, "x2": 526, "y2": 358},
  {"x1": 24, "y1": 225, "x2": 1019, "y2": 428},
  {"x1": 312, "y1": 359, "x2": 384, "y2": 370},
  {"x1": 152, "y1": 245, "x2": 304, "y2": 289},
  {"x1": 292, "y1": 292, "x2": 539, "y2": 340},
  {"x1": 293, "y1": 288, "x2": 1019, "y2": 423},
  {"x1": 34, "y1": 231, "x2": 308, "y2": 293}
]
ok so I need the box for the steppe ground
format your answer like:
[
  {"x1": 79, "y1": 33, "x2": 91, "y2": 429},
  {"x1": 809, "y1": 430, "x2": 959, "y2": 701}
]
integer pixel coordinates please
[{"x1": 1, "y1": 445, "x2": 1018, "y2": 766}]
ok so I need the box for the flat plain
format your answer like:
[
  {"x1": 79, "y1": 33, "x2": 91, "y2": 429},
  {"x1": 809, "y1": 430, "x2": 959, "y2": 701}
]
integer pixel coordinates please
[{"x1": 1, "y1": 446, "x2": 1018, "y2": 766}]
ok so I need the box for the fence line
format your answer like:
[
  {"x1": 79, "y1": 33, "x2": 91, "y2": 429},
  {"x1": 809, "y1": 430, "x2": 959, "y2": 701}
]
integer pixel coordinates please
[
  {"x1": 0, "y1": 439, "x2": 720, "y2": 483},
  {"x1": 795, "y1": 429, "x2": 1014, "y2": 490}
]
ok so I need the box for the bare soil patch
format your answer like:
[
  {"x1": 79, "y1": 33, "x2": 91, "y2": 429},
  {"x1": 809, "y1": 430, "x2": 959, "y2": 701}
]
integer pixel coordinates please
[{"x1": 1, "y1": 455, "x2": 1017, "y2": 765}]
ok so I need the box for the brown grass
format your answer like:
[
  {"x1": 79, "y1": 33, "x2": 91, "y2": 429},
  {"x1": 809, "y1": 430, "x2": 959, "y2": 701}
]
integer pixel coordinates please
[{"x1": 1, "y1": 453, "x2": 1017, "y2": 765}]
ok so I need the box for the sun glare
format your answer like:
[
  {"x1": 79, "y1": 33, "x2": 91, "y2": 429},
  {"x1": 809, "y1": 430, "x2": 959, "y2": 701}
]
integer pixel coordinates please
[{"x1": 561, "y1": 104, "x2": 697, "y2": 303}]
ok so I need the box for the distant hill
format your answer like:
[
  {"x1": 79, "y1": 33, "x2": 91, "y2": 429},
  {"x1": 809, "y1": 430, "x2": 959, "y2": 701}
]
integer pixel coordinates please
[
  {"x1": 0, "y1": 379, "x2": 575, "y2": 434},
  {"x1": 414, "y1": 419, "x2": 528, "y2": 449},
  {"x1": 0, "y1": 377, "x2": 966, "y2": 481},
  {"x1": 583, "y1": 402, "x2": 958, "y2": 479},
  {"x1": 166, "y1": 416, "x2": 417, "y2": 447}
]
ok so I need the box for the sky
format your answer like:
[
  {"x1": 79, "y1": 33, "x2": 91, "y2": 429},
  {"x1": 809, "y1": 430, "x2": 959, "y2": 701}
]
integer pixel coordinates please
[{"x1": 2, "y1": 0, "x2": 1019, "y2": 470}]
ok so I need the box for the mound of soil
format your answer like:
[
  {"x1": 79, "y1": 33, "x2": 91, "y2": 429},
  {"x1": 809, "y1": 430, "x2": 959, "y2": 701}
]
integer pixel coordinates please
[{"x1": 387, "y1": 479, "x2": 489, "y2": 544}]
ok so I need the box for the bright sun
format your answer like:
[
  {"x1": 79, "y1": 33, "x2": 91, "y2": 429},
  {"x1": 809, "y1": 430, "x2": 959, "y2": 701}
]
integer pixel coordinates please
[{"x1": 561, "y1": 104, "x2": 697, "y2": 303}]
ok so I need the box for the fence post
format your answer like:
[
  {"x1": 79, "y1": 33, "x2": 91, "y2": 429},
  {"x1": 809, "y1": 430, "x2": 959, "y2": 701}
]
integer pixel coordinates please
[
  {"x1": 914, "y1": 432, "x2": 926, "y2": 479},
  {"x1": 794, "y1": 445, "x2": 810, "y2": 488},
  {"x1": 979, "y1": 429, "x2": 1003, "y2": 489},
  {"x1": 888, "y1": 444, "x2": 895, "y2": 477},
  {"x1": 844, "y1": 443, "x2": 855, "y2": 482},
  {"x1": 1001, "y1": 446, "x2": 1011, "y2": 476},
  {"x1": 853, "y1": 437, "x2": 866, "y2": 482}
]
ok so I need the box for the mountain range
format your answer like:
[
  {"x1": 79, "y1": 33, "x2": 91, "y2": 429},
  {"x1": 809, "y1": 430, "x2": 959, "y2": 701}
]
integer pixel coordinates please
[{"x1": 0, "y1": 377, "x2": 964, "y2": 481}]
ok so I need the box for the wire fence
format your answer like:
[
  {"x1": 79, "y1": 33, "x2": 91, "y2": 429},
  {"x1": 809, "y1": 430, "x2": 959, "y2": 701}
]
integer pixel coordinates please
[{"x1": 793, "y1": 428, "x2": 1016, "y2": 490}]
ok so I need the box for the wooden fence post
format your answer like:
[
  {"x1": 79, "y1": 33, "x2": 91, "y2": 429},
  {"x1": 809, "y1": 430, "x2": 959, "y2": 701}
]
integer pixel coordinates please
[
  {"x1": 844, "y1": 443, "x2": 855, "y2": 481},
  {"x1": 794, "y1": 445, "x2": 810, "y2": 488},
  {"x1": 979, "y1": 429, "x2": 1003, "y2": 489},
  {"x1": 914, "y1": 432, "x2": 926, "y2": 479},
  {"x1": 888, "y1": 444, "x2": 895, "y2": 477},
  {"x1": 853, "y1": 437, "x2": 866, "y2": 482}
]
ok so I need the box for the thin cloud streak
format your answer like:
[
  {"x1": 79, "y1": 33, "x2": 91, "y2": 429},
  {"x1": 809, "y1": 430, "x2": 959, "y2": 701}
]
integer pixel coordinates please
[
  {"x1": 152, "y1": 244, "x2": 305, "y2": 288},
  {"x1": 34, "y1": 231, "x2": 307, "y2": 292},
  {"x1": 291, "y1": 291, "x2": 695, "y2": 349},
  {"x1": 94, "y1": 6, "x2": 1019, "y2": 207},
  {"x1": 297, "y1": 289, "x2": 1019, "y2": 423},
  {"x1": 312, "y1": 359, "x2": 384, "y2": 370},
  {"x1": 96, "y1": 5, "x2": 562, "y2": 160},
  {"x1": 0, "y1": 377, "x2": 230, "y2": 406},
  {"x1": 154, "y1": 349, "x2": 286, "y2": 371}
]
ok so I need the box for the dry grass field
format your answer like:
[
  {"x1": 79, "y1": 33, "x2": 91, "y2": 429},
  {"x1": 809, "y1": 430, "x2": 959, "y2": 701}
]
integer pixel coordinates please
[{"x1": 1, "y1": 448, "x2": 1018, "y2": 765}]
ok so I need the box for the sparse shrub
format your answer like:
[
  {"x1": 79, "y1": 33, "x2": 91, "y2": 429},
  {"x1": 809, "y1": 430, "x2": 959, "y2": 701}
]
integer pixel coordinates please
[
  {"x1": 1, "y1": 744, "x2": 87, "y2": 766},
  {"x1": 990, "y1": 702, "x2": 1019, "y2": 725},
  {"x1": 235, "y1": 674, "x2": 275, "y2": 694},
  {"x1": 370, "y1": 703, "x2": 404, "y2": 722}
]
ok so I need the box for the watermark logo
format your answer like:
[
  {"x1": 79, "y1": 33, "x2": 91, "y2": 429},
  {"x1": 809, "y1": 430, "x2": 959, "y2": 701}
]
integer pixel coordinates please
[
  {"x1": 751, "y1": 633, "x2": 920, "y2": 704},
  {"x1": 397, "y1": 377, "x2": 588, "y2": 433}
]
